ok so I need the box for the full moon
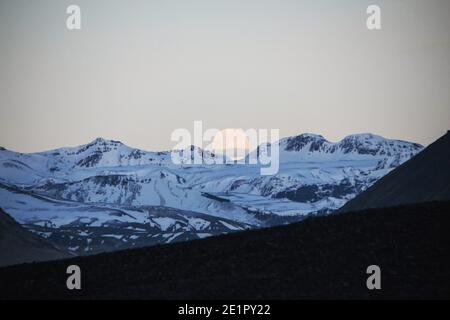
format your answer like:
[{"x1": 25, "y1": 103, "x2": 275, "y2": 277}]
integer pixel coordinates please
[{"x1": 210, "y1": 129, "x2": 250, "y2": 160}]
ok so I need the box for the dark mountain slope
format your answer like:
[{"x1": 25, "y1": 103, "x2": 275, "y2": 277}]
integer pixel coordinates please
[
  {"x1": 0, "y1": 201, "x2": 449, "y2": 299},
  {"x1": 0, "y1": 208, "x2": 70, "y2": 267},
  {"x1": 339, "y1": 131, "x2": 450, "y2": 213}
]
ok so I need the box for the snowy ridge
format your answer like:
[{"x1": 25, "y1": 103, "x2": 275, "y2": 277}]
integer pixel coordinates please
[{"x1": 257, "y1": 133, "x2": 422, "y2": 163}]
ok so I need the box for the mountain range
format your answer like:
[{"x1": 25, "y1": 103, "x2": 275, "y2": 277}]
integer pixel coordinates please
[
  {"x1": 1, "y1": 131, "x2": 449, "y2": 298},
  {"x1": 0, "y1": 133, "x2": 422, "y2": 256}
]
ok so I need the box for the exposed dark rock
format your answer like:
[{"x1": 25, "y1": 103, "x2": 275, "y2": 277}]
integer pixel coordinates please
[{"x1": 284, "y1": 134, "x2": 326, "y2": 151}]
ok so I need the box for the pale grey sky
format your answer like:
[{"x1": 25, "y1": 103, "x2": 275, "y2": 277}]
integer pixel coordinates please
[{"x1": 0, "y1": 0, "x2": 449, "y2": 152}]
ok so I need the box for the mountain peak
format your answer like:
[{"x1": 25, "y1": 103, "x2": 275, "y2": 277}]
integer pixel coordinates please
[
  {"x1": 293, "y1": 133, "x2": 326, "y2": 140},
  {"x1": 283, "y1": 133, "x2": 327, "y2": 151},
  {"x1": 90, "y1": 137, "x2": 123, "y2": 145}
]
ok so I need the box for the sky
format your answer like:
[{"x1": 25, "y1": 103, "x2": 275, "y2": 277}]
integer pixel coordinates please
[{"x1": 0, "y1": 0, "x2": 449, "y2": 153}]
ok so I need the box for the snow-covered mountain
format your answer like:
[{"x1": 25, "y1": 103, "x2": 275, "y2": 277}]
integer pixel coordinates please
[{"x1": 0, "y1": 133, "x2": 423, "y2": 255}]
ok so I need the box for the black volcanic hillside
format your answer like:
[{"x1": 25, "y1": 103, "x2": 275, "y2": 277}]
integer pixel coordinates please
[
  {"x1": 339, "y1": 131, "x2": 450, "y2": 213},
  {"x1": 0, "y1": 208, "x2": 70, "y2": 267},
  {"x1": 0, "y1": 201, "x2": 449, "y2": 299}
]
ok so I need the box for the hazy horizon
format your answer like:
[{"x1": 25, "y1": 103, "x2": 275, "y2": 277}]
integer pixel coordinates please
[{"x1": 1, "y1": 0, "x2": 449, "y2": 153}]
